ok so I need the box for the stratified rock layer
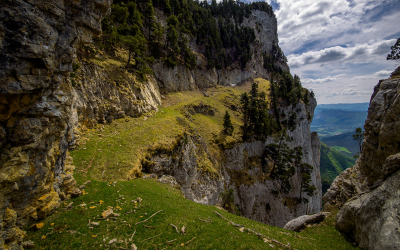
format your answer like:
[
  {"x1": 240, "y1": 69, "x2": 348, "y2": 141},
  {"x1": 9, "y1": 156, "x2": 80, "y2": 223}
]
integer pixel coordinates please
[
  {"x1": 0, "y1": 0, "x2": 111, "y2": 248},
  {"x1": 324, "y1": 76, "x2": 400, "y2": 249}
]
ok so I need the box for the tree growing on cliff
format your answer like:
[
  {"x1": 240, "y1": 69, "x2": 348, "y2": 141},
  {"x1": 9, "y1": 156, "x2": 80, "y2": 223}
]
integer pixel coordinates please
[
  {"x1": 264, "y1": 131, "x2": 316, "y2": 201},
  {"x1": 387, "y1": 38, "x2": 400, "y2": 63},
  {"x1": 223, "y1": 111, "x2": 234, "y2": 135},
  {"x1": 240, "y1": 83, "x2": 273, "y2": 140},
  {"x1": 353, "y1": 127, "x2": 364, "y2": 158}
]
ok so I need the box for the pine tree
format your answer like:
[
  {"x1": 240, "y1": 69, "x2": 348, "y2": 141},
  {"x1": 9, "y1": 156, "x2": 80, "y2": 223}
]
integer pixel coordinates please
[
  {"x1": 144, "y1": 0, "x2": 156, "y2": 39},
  {"x1": 352, "y1": 127, "x2": 364, "y2": 158},
  {"x1": 223, "y1": 111, "x2": 234, "y2": 135},
  {"x1": 387, "y1": 38, "x2": 400, "y2": 63}
]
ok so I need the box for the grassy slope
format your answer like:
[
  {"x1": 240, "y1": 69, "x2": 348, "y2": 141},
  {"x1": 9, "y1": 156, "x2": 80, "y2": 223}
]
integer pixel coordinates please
[
  {"x1": 321, "y1": 132, "x2": 359, "y2": 157},
  {"x1": 25, "y1": 78, "x2": 356, "y2": 249},
  {"x1": 26, "y1": 176, "x2": 356, "y2": 250},
  {"x1": 71, "y1": 78, "x2": 270, "y2": 181},
  {"x1": 320, "y1": 142, "x2": 355, "y2": 183}
]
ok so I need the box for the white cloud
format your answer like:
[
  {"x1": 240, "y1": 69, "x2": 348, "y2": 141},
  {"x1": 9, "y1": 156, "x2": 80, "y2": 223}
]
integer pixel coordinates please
[
  {"x1": 353, "y1": 70, "x2": 393, "y2": 79},
  {"x1": 275, "y1": 0, "x2": 400, "y2": 54},
  {"x1": 288, "y1": 39, "x2": 396, "y2": 68},
  {"x1": 254, "y1": 0, "x2": 400, "y2": 103}
]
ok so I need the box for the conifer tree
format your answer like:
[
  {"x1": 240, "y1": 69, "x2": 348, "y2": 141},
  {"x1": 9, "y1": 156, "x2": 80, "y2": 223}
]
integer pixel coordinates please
[
  {"x1": 387, "y1": 38, "x2": 400, "y2": 63},
  {"x1": 144, "y1": 0, "x2": 156, "y2": 39},
  {"x1": 223, "y1": 111, "x2": 234, "y2": 135}
]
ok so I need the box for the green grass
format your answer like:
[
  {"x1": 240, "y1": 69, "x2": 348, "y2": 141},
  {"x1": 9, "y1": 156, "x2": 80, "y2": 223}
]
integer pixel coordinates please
[
  {"x1": 27, "y1": 78, "x2": 357, "y2": 249},
  {"x1": 25, "y1": 177, "x2": 356, "y2": 250},
  {"x1": 320, "y1": 143, "x2": 355, "y2": 184},
  {"x1": 332, "y1": 146, "x2": 351, "y2": 154},
  {"x1": 70, "y1": 79, "x2": 270, "y2": 181}
]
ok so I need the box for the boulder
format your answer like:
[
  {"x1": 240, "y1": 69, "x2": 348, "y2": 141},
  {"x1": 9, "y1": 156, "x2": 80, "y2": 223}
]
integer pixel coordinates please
[{"x1": 283, "y1": 213, "x2": 328, "y2": 231}]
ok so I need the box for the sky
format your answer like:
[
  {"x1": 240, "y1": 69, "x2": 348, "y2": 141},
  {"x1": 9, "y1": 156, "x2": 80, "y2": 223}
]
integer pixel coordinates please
[{"x1": 262, "y1": 0, "x2": 400, "y2": 104}]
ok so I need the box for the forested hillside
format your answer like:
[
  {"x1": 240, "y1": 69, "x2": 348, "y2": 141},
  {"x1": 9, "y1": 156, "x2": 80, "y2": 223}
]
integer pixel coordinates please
[
  {"x1": 321, "y1": 132, "x2": 359, "y2": 157},
  {"x1": 320, "y1": 143, "x2": 356, "y2": 193},
  {"x1": 94, "y1": 0, "x2": 286, "y2": 80}
]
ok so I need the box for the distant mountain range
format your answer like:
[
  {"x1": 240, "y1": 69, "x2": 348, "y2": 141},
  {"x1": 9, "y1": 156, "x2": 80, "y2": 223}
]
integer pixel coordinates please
[
  {"x1": 313, "y1": 103, "x2": 368, "y2": 193},
  {"x1": 311, "y1": 102, "x2": 368, "y2": 138},
  {"x1": 314, "y1": 102, "x2": 369, "y2": 114}
]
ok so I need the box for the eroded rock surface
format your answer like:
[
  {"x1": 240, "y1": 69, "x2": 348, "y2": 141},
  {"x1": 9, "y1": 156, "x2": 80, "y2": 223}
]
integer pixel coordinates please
[
  {"x1": 0, "y1": 0, "x2": 111, "y2": 248},
  {"x1": 147, "y1": 97, "x2": 322, "y2": 227},
  {"x1": 324, "y1": 76, "x2": 400, "y2": 249}
]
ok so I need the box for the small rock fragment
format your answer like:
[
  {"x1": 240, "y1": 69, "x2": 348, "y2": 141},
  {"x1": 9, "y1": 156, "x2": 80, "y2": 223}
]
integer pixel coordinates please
[
  {"x1": 136, "y1": 197, "x2": 142, "y2": 203},
  {"x1": 22, "y1": 240, "x2": 35, "y2": 249},
  {"x1": 102, "y1": 208, "x2": 113, "y2": 218},
  {"x1": 108, "y1": 239, "x2": 117, "y2": 244}
]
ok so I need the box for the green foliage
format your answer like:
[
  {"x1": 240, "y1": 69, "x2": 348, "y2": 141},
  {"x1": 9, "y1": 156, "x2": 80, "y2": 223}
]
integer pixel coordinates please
[
  {"x1": 320, "y1": 142, "x2": 355, "y2": 189},
  {"x1": 271, "y1": 41, "x2": 287, "y2": 63},
  {"x1": 352, "y1": 127, "x2": 364, "y2": 158},
  {"x1": 387, "y1": 38, "x2": 400, "y2": 62},
  {"x1": 223, "y1": 111, "x2": 234, "y2": 135},
  {"x1": 303, "y1": 89, "x2": 310, "y2": 105},
  {"x1": 221, "y1": 188, "x2": 239, "y2": 215},
  {"x1": 240, "y1": 83, "x2": 273, "y2": 140},
  {"x1": 72, "y1": 63, "x2": 80, "y2": 72},
  {"x1": 144, "y1": 0, "x2": 157, "y2": 39},
  {"x1": 322, "y1": 179, "x2": 332, "y2": 195},
  {"x1": 264, "y1": 130, "x2": 316, "y2": 200}
]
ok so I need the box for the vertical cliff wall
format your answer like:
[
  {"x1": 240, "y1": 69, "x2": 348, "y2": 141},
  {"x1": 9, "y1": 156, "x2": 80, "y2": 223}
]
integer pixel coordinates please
[
  {"x1": 323, "y1": 70, "x2": 400, "y2": 249},
  {"x1": 147, "y1": 96, "x2": 322, "y2": 228},
  {"x1": 0, "y1": 1, "x2": 111, "y2": 248}
]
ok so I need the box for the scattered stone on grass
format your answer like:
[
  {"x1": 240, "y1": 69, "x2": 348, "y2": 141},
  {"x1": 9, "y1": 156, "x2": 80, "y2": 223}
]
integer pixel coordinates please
[{"x1": 21, "y1": 240, "x2": 35, "y2": 249}]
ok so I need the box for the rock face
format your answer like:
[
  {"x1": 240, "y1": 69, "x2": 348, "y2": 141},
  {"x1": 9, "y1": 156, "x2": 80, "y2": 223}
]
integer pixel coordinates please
[
  {"x1": 68, "y1": 61, "x2": 161, "y2": 148},
  {"x1": 147, "y1": 97, "x2": 322, "y2": 227},
  {"x1": 0, "y1": 0, "x2": 111, "y2": 248},
  {"x1": 153, "y1": 10, "x2": 287, "y2": 93},
  {"x1": 323, "y1": 76, "x2": 400, "y2": 249},
  {"x1": 224, "y1": 98, "x2": 322, "y2": 227}
]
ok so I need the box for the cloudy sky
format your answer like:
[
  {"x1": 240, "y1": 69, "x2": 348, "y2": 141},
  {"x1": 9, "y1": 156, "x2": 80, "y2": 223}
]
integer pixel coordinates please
[{"x1": 265, "y1": 0, "x2": 400, "y2": 104}]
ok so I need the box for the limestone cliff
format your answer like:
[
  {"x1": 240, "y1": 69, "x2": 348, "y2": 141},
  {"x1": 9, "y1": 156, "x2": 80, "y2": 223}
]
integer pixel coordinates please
[
  {"x1": 148, "y1": 96, "x2": 322, "y2": 227},
  {"x1": 0, "y1": 0, "x2": 111, "y2": 249},
  {"x1": 323, "y1": 71, "x2": 400, "y2": 249},
  {"x1": 152, "y1": 10, "x2": 287, "y2": 93},
  {"x1": 68, "y1": 60, "x2": 162, "y2": 148}
]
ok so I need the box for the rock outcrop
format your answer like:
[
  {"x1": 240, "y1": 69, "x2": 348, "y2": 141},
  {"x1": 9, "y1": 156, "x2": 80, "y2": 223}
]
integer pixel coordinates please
[
  {"x1": 147, "y1": 96, "x2": 322, "y2": 227},
  {"x1": 68, "y1": 61, "x2": 161, "y2": 148},
  {"x1": 323, "y1": 75, "x2": 400, "y2": 249},
  {"x1": 0, "y1": 0, "x2": 111, "y2": 248}
]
